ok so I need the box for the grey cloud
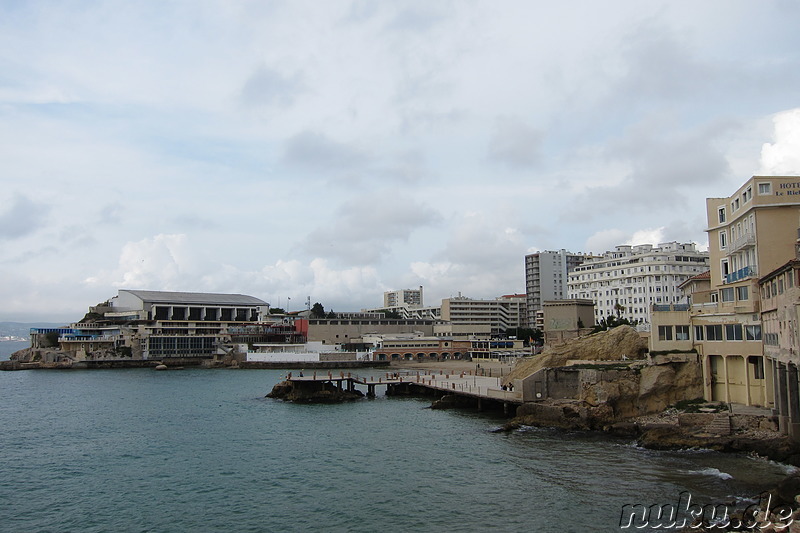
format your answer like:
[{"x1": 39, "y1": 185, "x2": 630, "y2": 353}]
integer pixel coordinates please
[
  {"x1": 567, "y1": 120, "x2": 732, "y2": 221},
  {"x1": 99, "y1": 203, "x2": 123, "y2": 225},
  {"x1": 282, "y1": 131, "x2": 369, "y2": 172},
  {"x1": 488, "y1": 117, "x2": 544, "y2": 169},
  {"x1": 380, "y1": 150, "x2": 427, "y2": 183},
  {"x1": 241, "y1": 65, "x2": 304, "y2": 108},
  {"x1": 301, "y1": 195, "x2": 442, "y2": 265},
  {"x1": 385, "y1": 7, "x2": 446, "y2": 33},
  {"x1": 616, "y1": 24, "x2": 712, "y2": 102},
  {"x1": 0, "y1": 194, "x2": 49, "y2": 240}
]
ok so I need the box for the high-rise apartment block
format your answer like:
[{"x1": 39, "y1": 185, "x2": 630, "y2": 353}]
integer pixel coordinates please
[
  {"x1": 383, "y1": 287, "x2": 423, "y2": 308},
  {"x1": 524, "y1": 250, "x2": 589, "y2": 327},
  {"x1": 568, "y1": 242, "x2": 709, "y2": 328}
]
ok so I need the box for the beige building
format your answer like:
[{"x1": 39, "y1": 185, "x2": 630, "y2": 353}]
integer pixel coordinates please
[
  {"x1": 439, "y1": 294, "x2": 527, "y2": 336},
  {"x1": 760, "y1": 257, "x2": 800, "y2": 437},
  {"x1": 692, "y1": 176, "x2": 800, "y2": 412},
  {"x1": 542, "y1": 299, "x2": 595, "y2": 346},
  {"x1": 298, "y1": 318, "x2": 435, "y2": 345}
]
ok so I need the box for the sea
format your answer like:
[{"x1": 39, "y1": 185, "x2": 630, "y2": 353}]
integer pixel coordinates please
[{"x1": 0, "y1": 349, "x2": 795, "y2": 532}]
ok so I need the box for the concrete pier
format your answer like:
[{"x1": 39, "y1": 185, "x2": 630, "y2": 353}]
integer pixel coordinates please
[{"x1": 285, "y1": 369, "x2": 523, "y2": 412}]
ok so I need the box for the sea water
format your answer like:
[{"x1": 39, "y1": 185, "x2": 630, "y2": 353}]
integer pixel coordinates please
[{"x1": 0, "y1": 368, "x2": 793, "y2": 532}]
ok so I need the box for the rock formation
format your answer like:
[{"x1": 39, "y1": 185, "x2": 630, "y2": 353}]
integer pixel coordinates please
[
  {"x1": 266, "y1": 380, "x2": 364, "y2": 403},
  {"x1": 505, "y1": 325, "x2": 648, "y2": 384}
]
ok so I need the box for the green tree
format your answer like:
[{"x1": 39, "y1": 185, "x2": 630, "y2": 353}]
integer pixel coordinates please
[
  {"x1": 379, "y1": 309, "x2": 402, "y2": 319},
  {"x1": 269, "y1": 307, "x2": 286, "y2": 315},
  {"x1": 44, "y1": 331, "x2": 60, "y2": 347},
  {"x1": 593, "y1": 315, "x2": 638, "y2": 333},
  {"x1": 310, "y1": 302, "x2": 326, "y2": 318},
  {"x1": 505, "y1": 327, "x2": 543, "y2": 345}
]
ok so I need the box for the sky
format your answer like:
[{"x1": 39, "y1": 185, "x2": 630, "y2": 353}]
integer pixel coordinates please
[{"x1": 2, "y1": 1, "x2": 800, "y2": 323}]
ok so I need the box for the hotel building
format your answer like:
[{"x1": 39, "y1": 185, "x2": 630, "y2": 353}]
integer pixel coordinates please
[{"x1": 689, "y1": 176, "x2": 800, "y2": 423}]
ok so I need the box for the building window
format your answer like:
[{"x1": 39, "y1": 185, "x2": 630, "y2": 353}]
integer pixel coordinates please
[
  {"x1": 694, "y1": 325, "x2": 704, "y2": 341},
  {"x1": 725, "y1": 324, "x2": 743, "y2": 341},
  {"x1": 749, "y1": 356, "x2": 764, "y2": 379},
  {"x1": 758, "y1": 182, "x2": 771, "y2": 195},
  {"x1": 719, "y1": 230, "x2": 727, "y2": 249},
  {"x1": 736, "y1": 286, "x2": 749, "y2": 301},
  {"x1": 745, "y1": 325, "x2": 762, "y2": 341},
  {"x1": 658, "y1": 326, "x2": 673, "y2": 341},
  {"x1": 718, "y1": 207, "x2": 726, "y2": 223},
  {"x1": 675, "y1": 325, "x2": 690, "y2": 341},
  {"x1": 721, "y1": 287, "x2": 735, "y2": 302},
  {"x1": 705, "y1": 325, "x2": 723, "y2": 341},
  {"x1": 743, "y1": 186, "x2": 752, "y2": 203}
]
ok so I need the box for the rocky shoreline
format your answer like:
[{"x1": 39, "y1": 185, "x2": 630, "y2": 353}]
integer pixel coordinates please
[{"x1": 497, "y1": 404, "x2": 800, "y2": 467}]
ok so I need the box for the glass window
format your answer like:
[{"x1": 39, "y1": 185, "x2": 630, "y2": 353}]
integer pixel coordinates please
[
  {"x1": 706, "y1": 325, "x2": 723, "y2": 341},
  {"x1": 694, "y1": 325, "x2": 705, "y2": 341},
  {"x1": 718, "y1": 207, "x2": 726, "y2": 223},
  {"x1": 658, "y1": 326, "x2": 673, "y2": 341},
  {"x1": 745, "y1": 325, "x2": 762, "y2": 341},
  {"x1": 719, "y1": 231, "x2": 727, "y2": 249},
  {"x1": 725, "y1": 324, "x2": 743, "y2": 341},
  {"x1": 736, "y1": 286, "x2": 749, "y2": 301},
  {"x1": 675, "y1": 325, "x2": 690, "y2": 341},
  {"x1": 721, "y1": 287, "x2": 735, "y2": 302},
  {"x1": 758, "y1": 182, "x2": 771, "y2": 195}
]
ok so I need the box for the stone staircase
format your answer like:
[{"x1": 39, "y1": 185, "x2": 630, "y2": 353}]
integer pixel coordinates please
[{"x1": 705, "y1": 413, "x2": 732, "y2": 436}]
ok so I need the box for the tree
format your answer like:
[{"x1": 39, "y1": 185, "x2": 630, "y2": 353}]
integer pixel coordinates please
[
  {"x1": 592, "y1": 315, "x2": 638, "y2": 333},
  {"x1": 326, "y1": 310, "x2": 337, "y2": 319},
  {"x1": 505, "y1": 327, "x2": 543, "y2": 345},
  {"x1": 310, "y1": 302, "x2": 326, "y2": 318},
  {"x1": 379, "y1": 309, "x2": 402, "y2": 319},
  {"x1": 269, "y1": 308, "x2": 286, "y2": 315}
]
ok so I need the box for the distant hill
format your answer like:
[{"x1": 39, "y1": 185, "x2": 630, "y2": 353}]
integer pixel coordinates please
[{"x1": 0, "y1": 322, "x2": 69, "y2": 340}]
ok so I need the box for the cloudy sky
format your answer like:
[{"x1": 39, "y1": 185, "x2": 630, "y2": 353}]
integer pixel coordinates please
[{"x1": 2, "y1": 1, "x2": 800, "y2": 322}]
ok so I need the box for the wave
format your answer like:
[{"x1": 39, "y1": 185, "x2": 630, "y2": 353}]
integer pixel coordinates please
[{"x1": 685, "y1": 467, "x2": 733, "y2": 480}]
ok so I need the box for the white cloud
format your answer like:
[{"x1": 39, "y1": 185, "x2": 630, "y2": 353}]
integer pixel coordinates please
[{"x1": 759, "y1": 108, "x2": 800, "y2": 175}]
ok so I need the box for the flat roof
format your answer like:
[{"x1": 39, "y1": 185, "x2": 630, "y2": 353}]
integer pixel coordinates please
[{"x1": 119, "y1": 289, "x2": 267, "y2": 306}]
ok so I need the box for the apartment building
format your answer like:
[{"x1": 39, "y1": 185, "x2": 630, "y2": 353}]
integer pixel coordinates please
[
  {"x1": 439, "y1": 294, "x2": 527, "y2": 336},
  {"x1": 567, "y1": 242, "x2": 709, "y2": 328},
  {"x1": 525, "y1": 250, "x2": 589, "y2": 327},
  {"x1": 383, "y1": 287, "x2": 423, "y2": 308}
]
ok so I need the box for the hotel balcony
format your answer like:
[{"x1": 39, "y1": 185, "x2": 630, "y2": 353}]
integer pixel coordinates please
[
  {"x1": 724, "y1": 265, "x2": 757, "y2": 284},
  {"x1": 729, "y1": 233, "x2": 756, "y2": 253}
]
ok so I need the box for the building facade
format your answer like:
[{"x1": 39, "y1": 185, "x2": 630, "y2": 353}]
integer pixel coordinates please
[
  {"x1": 688, "y1": 176, "x2": 800, "y2": 419},
  {"x1": 525, "y1": 250, "x2": 589, "y2": 328},
  {"x1": 760, "y1": 258, "x2": 800, "y2": 437},
  {"x1": 567, "y1": 242, "x2": 709, "y2": 329},
  {"x1": 439, "y1": 294, "x2": 527, "y2": 336},
  {"x1": 383, "y1": 287, "x2": 424, "y2": 308}
]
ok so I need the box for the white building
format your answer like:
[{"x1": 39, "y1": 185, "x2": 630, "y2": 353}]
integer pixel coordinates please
[
  {"x1": 383, "y1": 286, "x2": 423, "y2": 308},
  {"x1": 567, "y1": 242, "x2": 709, "y2": 329},
  {"x1": 525, "y1": 250, "x2": 591, "y2": 328}
]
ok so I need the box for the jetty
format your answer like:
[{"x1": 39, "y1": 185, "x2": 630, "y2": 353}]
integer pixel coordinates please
[{"x1": 279, "y1": 369, "x2": 523, "y2": 413}]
